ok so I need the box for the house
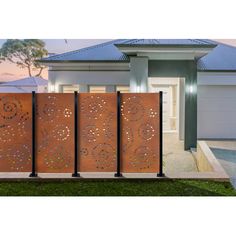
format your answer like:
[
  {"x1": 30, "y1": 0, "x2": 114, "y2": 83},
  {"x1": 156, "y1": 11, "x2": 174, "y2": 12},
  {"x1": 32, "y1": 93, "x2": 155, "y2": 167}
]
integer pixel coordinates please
[
  {"x1": 0, "y1": 76, "x2": 48, "y2": 93},
  {"x1": 39, "y1": 39, "x2": 236, "y2": 150}
]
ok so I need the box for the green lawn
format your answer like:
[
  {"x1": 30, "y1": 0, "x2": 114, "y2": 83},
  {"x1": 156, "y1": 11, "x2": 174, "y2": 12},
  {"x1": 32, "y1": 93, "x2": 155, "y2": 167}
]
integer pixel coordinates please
[{"x1": 0, "y1": 179, "x2": 235, "y2": 196}]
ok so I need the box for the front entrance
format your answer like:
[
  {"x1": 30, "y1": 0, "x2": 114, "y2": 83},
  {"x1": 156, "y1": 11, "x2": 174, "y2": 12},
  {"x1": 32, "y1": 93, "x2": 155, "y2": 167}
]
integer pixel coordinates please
[
  {"x1": 148, "y1": 77, "x2": 183, "y2": 135},
  {"x1": 151, "y1": 85, "x2": 173, "y2": 131}
]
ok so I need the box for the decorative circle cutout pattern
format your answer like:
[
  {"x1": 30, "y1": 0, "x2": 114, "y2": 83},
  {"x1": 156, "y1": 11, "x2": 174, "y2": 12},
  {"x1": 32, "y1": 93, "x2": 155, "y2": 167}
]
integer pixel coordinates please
[
  {"x1": 63, "y1": 108, "x2": 72, "y2": 118},
  {"x1": 138, "y1": 123, "x2": 155, "y2": 141},
  {"x1": 80, "y1": 148, "x2": 88, "y2": 157},
  {"x1": 92, "y1": 143, "x2": 116, "y2": 169},
  {"x1": 121, "y1": 96, "x2": 144, "y2": 121},
  {"x1": 0, "y1": 96, "x2": 22, "y2": 120},
  {"x1": 81, "y1": 96, "x2": 106, "y2": 120},
  {"x1": 82, "y1": 125, "x2": 100, "y2": 142},
  {"x1": 52, "y1": 124, "x2": 70, "y2": 141},
  {"x1": 0, "y1": 144, "x2": 31, "y2": 171},
  {"x1": 38, "y1": 96, "x2": 60, "y2": 122},
  {"x1": 43, "y1": 146, "x2": 72, "y2": 170},
  {"x1": 0, "y1": 123, "x2": 27, "y2": 143},
  {"x1": 131, "y1": 146, "x2": 157, "y2": 170},
  {"x1": 148, "y1": 108, "x2": 158, "y2": 118}
]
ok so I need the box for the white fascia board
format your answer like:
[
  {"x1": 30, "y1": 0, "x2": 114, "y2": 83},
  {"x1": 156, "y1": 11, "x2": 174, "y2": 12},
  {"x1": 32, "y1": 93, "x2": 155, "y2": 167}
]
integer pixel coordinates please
[
  {"x1": 43, "y1": 62, "x2": 130, "y2": 71},
  {"x1": 120, "y1": 47, "x2": 213, "y2": 60},
  {"x1": 137, "y1": 52, "x2": 195, "y2": 60},
  {"x1": 198, "y1": 72, "x2": 236, "y2": 85}
]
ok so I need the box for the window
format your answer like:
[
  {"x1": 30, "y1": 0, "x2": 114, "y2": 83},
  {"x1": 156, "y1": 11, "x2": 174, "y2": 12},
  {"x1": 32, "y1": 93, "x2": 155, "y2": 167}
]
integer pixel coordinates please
[
  {"x1": 116, "y1": 86, "x2": 130, "y2": 93},
  {"x1": 89, "y1": 86, "x2": 106, "y2": 93},
  {"x1": 62, "y1": 85, "x2": 80, "y2": 93}
]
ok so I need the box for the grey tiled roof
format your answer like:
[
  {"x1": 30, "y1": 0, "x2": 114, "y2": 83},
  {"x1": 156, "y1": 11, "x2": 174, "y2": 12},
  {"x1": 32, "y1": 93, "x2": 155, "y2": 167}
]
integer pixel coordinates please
[
  {"x1": 198, "y1": 43, "x2": 236, "y2": 71},
  {"x1": 41, "y1": 39, "x2": 236, "y2": 71},
  {"x1": 115, "y1": 39, "x2": 217, "y2": 46},
  {"x1": 42, "y1": 39, "x2": 129, "y2": 62}
]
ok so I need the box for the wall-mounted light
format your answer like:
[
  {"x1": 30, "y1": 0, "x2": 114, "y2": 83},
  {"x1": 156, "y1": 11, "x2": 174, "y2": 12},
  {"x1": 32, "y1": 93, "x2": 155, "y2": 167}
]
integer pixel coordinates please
[{"x1": 189, "y1": 85, "x2": 194, "y2": 94}]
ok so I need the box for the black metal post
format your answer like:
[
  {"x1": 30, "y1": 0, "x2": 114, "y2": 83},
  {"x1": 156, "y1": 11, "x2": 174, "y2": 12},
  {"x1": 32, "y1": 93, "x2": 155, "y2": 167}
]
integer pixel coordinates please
[
  {"x1": 29, "y1": 91, "x2": 38, "y2": 177},
  {"x1": 72, "y1": 91, "x2": 80, "y2": 177},
  {"x1": 114, "y1": 91, "x2": 123, "y2": 177},
  {"x1": 157, "y1": 91, "x2": 164, "y2": 177}
]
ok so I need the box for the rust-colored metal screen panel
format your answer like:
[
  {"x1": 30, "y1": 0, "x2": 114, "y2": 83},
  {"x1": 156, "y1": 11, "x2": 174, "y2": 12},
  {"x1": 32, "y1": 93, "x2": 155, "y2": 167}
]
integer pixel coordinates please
[
  {"x1": 121, "y1": 93, "x2": 160, "y2": 173},
  {"x1": 36, "y1": 94, "x2": 74, "y2": 173},
  {"x1": 0, "y1": 93, "x2": 32, "y2": 172},
  {"x1": 79, "y1": 93, "x2": 117, "y2": 172}
]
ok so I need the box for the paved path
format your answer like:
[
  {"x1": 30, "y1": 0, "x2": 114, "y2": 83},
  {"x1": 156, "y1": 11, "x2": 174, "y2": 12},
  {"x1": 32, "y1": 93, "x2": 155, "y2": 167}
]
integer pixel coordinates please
[{"x1": 163, "y1": 133, "x2": 197, "y2": 174}]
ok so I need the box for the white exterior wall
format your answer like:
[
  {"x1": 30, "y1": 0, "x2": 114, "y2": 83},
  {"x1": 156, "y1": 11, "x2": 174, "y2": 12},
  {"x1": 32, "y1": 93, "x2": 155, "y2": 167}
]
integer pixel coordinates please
[
  {"x1": 197, "y1": 72, "x2": 236, "y2": 139},
  {"x1": 48, "y1": 70, "x2": 130, "y2": 92}
]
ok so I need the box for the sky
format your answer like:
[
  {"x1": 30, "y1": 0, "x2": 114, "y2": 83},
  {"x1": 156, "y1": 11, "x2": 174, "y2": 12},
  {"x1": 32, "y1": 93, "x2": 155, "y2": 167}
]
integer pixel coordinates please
[
  {"x1": 0, "y1": 39, "x2": 236, "y2": 82},
  {"x1": 0, "y1": 39, "x2": 111, "y2": 82}
]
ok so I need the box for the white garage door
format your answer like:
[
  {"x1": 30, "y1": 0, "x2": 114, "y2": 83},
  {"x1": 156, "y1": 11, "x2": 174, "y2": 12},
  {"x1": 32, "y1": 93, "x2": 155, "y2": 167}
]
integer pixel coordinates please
[{"x1": 198, "y1": 85, "x2": 236, "y2": 139}]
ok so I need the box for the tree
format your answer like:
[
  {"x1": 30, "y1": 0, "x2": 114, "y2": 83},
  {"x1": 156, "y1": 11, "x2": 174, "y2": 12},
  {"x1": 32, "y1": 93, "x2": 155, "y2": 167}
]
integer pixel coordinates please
[{"x1": 0, "y1": 39, "x2": 48, "y2": 77}]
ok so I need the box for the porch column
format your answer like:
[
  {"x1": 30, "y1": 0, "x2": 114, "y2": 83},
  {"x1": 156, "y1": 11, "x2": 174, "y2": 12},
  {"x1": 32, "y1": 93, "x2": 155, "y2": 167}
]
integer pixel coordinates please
[
  {"x1": 130, "y1": 57, "x2": 148, "y2": 92},
  {"x1": 106, "y1": 85, "x2": 116, "y2": 92},
  {"x1": 184, "y1": 61, "x2": 197, "y2": 150}
]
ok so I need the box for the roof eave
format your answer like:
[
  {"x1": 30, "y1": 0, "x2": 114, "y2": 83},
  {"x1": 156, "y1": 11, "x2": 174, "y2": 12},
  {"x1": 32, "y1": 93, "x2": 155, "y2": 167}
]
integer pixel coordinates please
[
  {"x1": 115, "y1": 44, "x2": 217, "y2": 48},
  {"x1": 38, "y1": 59, "x2": 130, "y2": 64},
  {"x1": 114, "y1": 45, "x2": 217, "y2": 58}
]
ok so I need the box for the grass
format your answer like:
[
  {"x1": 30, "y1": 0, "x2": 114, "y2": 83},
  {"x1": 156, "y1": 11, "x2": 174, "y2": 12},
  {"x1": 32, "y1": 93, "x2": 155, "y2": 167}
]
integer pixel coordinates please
[{"x1": 0, "y1": 179, "x2": 235, "y2": 196}]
